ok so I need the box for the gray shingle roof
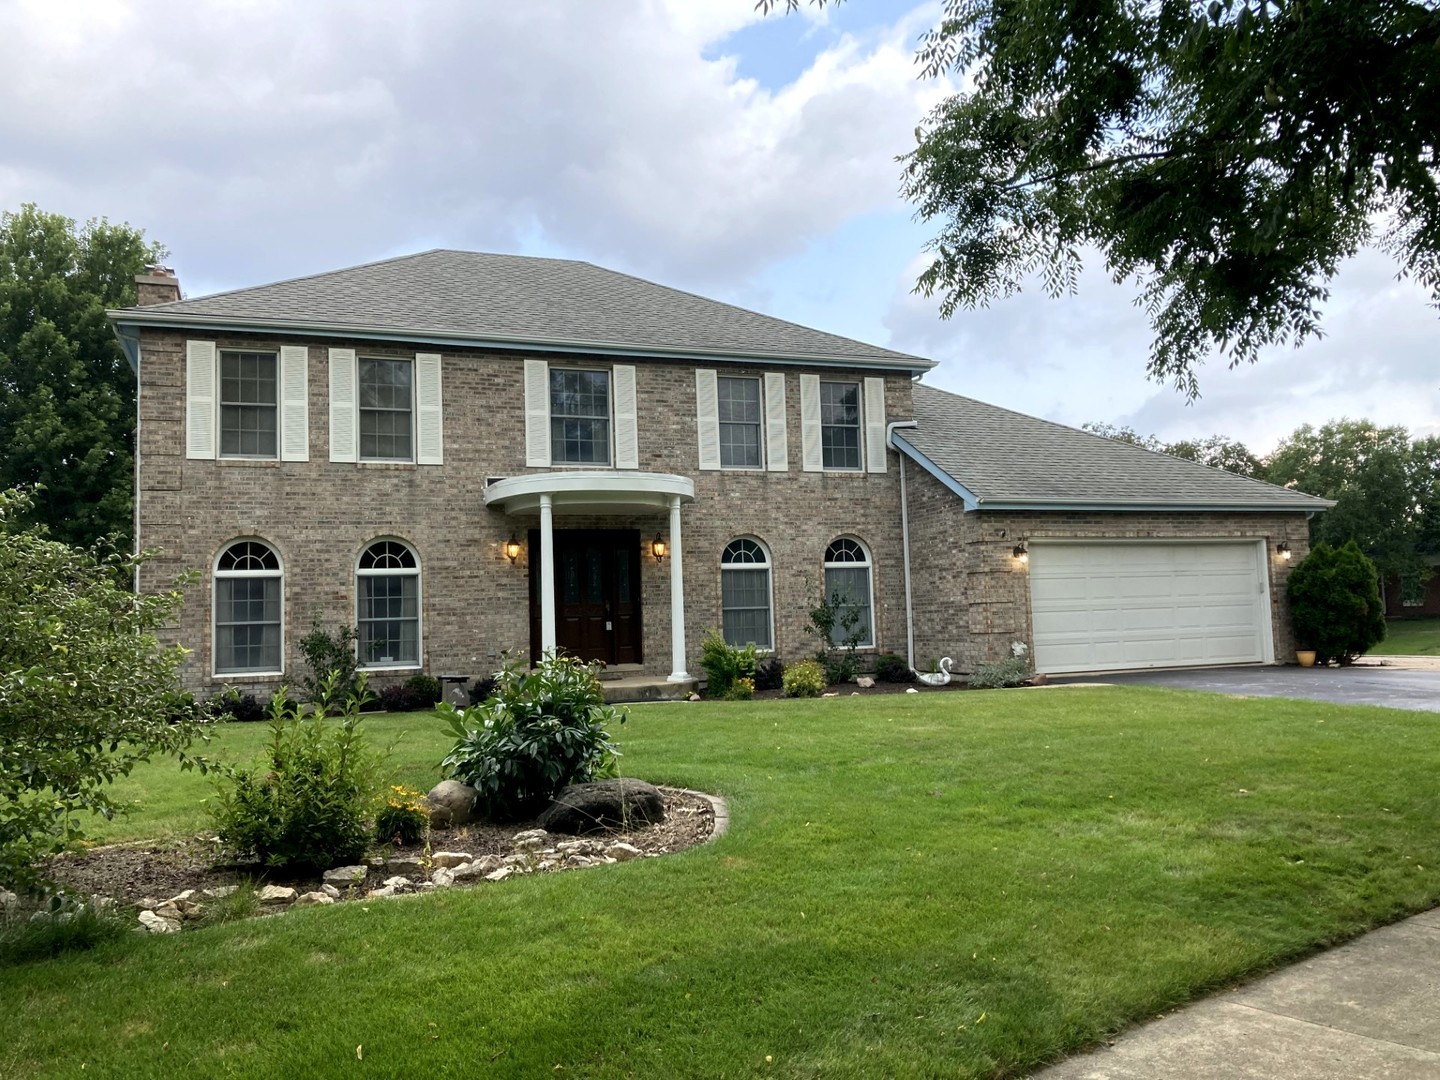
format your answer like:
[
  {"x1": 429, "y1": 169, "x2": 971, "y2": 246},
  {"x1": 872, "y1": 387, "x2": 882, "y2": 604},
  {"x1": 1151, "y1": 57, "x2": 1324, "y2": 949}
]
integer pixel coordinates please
[
  {"x1": 897, "y1": 384, "x2": 1333, "y2": 511},
  {"x1": 112, "y1": 249, "x2": 933, "y2": 372}
]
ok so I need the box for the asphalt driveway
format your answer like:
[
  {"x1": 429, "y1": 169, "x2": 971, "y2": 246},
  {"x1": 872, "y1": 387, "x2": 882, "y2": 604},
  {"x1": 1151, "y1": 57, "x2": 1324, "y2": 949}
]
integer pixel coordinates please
[{"x1": 1056, "y1": 661, "x2": 1440, "y2": 713}]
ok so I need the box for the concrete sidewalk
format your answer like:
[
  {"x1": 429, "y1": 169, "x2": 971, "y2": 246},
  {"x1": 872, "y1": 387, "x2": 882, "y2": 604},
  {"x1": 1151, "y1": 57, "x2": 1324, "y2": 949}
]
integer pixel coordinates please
[{"x1": 1033, "y1": 909, "x2": 1440, "y2": 1079}]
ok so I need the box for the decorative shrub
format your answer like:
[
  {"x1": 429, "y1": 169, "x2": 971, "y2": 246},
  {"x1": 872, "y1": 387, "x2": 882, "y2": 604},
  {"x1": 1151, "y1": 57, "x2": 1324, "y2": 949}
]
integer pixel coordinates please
[
  {"x1": 782, "y1": 658, "x2": 827, "y2": 698},
  {"x1": 375, "y1": 683, "x2": 420, "y2": 713},
  {"x1": 469, "y1": 675, "x2": 498, "y2": 705},
  {"x1": 405, "y1": 674, "x2": 442, "y2": 707},
  {"x1": 754, "y1": 657, "x2": 785, "y2": 692},
  {"x1": 437, "y1": 654, "x2": 626, "y2": 822},
  {"x1": 298, "y1": 623, "x2": 360, "y2": 706},
  {"x1": 209, "y1": 676, "x2": 385, "y2": 871},
  {"x1": 375, "y1": 785, "x2": 430, "y2": 846},
  {"x1": 967, "y1": 657, "x2": 1033, "y2": 689},
  {"x1": 727, "y1": 677, "x2": 756, "y2": 701},
  {"x1": 805, "y1": 591, "x2": 865, "y2": 684},
  {"x1": 1288, "y1": 541, "x2": 1387, "y2": 665},
  {"x1": 700, "y1": 631, "x2": 757, "y2": 699},
  {"x1": 874, "y1": 653, "x2": 916, "y2": 683}
]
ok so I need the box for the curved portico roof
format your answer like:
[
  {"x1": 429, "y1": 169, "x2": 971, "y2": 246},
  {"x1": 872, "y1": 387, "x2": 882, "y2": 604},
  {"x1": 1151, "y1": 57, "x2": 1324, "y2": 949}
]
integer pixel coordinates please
[{"x1": 483, "y1": 471, "x2": 695, "y2": 516}]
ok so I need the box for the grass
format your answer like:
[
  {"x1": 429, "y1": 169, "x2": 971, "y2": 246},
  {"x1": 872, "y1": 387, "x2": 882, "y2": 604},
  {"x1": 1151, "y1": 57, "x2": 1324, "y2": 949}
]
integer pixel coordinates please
[
  {"x1": 1372, "y1": 616, "x2": 1440, "y2": 656},
  {"x1": 4, "y1": 687, "x2": 1440, "y2": 1079}
]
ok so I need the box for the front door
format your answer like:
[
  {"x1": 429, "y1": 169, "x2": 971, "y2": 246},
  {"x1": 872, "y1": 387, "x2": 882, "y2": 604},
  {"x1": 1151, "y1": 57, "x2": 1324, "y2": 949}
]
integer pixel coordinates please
[{"x1": 529, "y1": 529, "x2": 642, "y2": 666}]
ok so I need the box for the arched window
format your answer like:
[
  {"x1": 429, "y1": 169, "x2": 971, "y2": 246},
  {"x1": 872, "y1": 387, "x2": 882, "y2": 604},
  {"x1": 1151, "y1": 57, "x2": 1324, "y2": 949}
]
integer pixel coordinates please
[
  {"x1": 214, "y1": 539, "x2": 283, "y2": 675},
  {"x1": 357, "y1": 539, "x2": 421, "y2": 668},
  {"x1": 721, "y1": 537, "x2": 773, "y2": 650},
  {"x1": 823, "y1": 537, "x2": 874, "y2": 648}
]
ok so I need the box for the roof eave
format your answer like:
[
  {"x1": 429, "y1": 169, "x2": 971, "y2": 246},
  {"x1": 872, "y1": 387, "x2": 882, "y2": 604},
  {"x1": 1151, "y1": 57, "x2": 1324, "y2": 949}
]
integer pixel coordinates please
[
  {"x1": 105, "y1": 309, "x2": 938, "y2": 375},
  {"x1": 969, "y1": 497, "x2": 1337, "y2": 513}
]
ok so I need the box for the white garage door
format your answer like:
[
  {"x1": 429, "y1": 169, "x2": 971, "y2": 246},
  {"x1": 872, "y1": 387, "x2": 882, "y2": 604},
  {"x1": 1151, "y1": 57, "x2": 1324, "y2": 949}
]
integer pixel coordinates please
[{"x1": 1029, "y1": 541, "x2": 1271, "y2": 675}]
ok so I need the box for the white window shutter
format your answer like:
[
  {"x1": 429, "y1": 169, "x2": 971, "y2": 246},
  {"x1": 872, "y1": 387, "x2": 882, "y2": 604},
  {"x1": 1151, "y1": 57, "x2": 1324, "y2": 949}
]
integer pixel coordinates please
[
  {"x1": 328, "y1": 348, "x2": 358, "y2": 463},
  {"x1": 415, "y1": 352, "x2": 444, "y2": 465},
  {"x1": 695, "y1": 369, "x2": 720, "y2": 470},
  {"x1": 185, "y1": 340, "x2": 217, "y2": 460},
  {"x1": 279, "y1": 345, "x2": 309, "y2": 461},
  {"x1": 764, "y1": 372, "x2": 788, "y2": 472},
  {"x1": 864, "y1": 377, "x2": 887, "y2": 474},
  {"x1": 799, "y1": 374, "x2": 822, "y2": 472},
  {"x1": 613, "y1": 364, "x2": 638, "y2": 469},
  {"x1": 524, "y1": 358, "x2": 550, "y2": 467}
]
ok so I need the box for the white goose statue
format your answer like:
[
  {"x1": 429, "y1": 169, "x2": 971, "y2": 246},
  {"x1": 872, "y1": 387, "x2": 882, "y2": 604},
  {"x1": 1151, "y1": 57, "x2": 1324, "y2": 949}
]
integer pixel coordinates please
[{"x1": 915, "y1": 657, "x2": 953, "y2": 687}]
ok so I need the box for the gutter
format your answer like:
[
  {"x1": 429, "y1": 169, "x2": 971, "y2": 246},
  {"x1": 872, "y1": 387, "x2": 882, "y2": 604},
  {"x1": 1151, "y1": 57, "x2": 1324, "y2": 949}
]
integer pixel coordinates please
[{"x1": 887, "y1": 421, "x2": 920, "y2": 672}]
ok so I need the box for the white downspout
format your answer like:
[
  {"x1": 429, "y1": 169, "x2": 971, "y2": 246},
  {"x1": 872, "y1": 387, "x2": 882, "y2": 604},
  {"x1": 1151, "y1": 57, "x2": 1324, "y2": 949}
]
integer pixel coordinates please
[{"x1": 887, "y1": 421, "x2": 919, "y2": 671}]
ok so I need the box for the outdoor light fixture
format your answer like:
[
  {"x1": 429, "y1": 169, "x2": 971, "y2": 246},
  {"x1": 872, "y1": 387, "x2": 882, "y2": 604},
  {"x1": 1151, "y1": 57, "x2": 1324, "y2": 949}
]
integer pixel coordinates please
[
  {"x1": 504, "y1": 535, "x2": 522, "y2": 564},
  {"x1": 651, "y1": 534, "x2": 668, "y2": 562},
  {"x1": 1277, "y1": 541, "x2": 1292, "y2": 561},
  {"x1": 1013, "y1": 541, "x2": 1029, "y2": 564}
]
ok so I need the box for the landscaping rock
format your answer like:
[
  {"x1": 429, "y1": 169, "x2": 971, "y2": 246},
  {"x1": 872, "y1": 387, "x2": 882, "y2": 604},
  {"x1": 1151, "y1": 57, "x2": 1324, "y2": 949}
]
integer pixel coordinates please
[
  {"x1": 165, "y1": 889, "x2": 197, "y2": 905},
  {"x1": 203, "y1": 885, "x2": 238, "y2": 899},
  {"x1": 1029, "y1": 673, "x2": 1049, "y2": 686},
  {"x1": 429, "y1": 851, "x2": 472, "y2": 869},
  {"x1": 384, "y1": 854, "x2": 425, "y2": 875},
  {"x1": 605, "y1": 842, "x2": 642, "y2": 862},
  {"x1": 426, "y1": 780, "x2": 480, "y2": 826},
  {"x1": 905, "y1": 687, "x2": 920, "y2": 694},
  {"x1": 822, "y1": 691, "x2": 839, "y2": 698},
  {"x1": 382, "y1": 876, "x2": 414, "y2": 891},
  {"x1": 687, "y1": 693, "x2": 701, "y2": 702},
  {"x1": 452, "y1": 856, "x2": 505, "y2": 882},
  {"x1": 0, "y1": 889, "x2": 18, "y2": 913},
  {"x1": 484, "y1": 867, "x2": 513, "y2": 882},
  {"x1": 511, "y1": 828, "x2": 549, "y2": 853},
  {"x1": 856, "y1": 676, "x2": 875, "y2": 688},
  {"x1": 367, "y1": 885, "x2": 398, "y2": 898},
  {"x1": 153, "y1": 902, "x2": 184, "y2": 922},
  {"x1": 323, "y1": 865, "x2": 367, "y2": 885},
  {"x1": 430, "y1": 867, "x2": 456, "y2": 888},
  {"x1": 257, "y1": 885, "x2": 296, "y2": 905},
  {"x1": 320, "y1": 884, "x2": 342, "y2": 900},
  {"x1": 536, "y1": 779, "x2": 666, "y2": 835},
  {"x1": 294, "y1": 891, "x2": 334, "y2": 907},
  {"x1": 138, "y1": 909, "x2": 180, "y2": 934}
]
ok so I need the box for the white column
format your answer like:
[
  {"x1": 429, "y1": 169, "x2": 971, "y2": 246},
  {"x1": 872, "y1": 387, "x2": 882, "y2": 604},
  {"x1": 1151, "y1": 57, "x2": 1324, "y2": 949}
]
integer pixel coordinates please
[
  {"x1": 539, "y1": 493, "x2": 556, "y2": 656},
  {"x1": 666, "y1": 494, "x2": 690, "y2": 681}
]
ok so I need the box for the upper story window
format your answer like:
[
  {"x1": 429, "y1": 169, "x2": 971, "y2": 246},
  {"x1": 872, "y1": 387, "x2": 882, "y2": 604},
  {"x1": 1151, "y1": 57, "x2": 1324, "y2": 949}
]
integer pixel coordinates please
[
  {"x1": 359, "y1": 357, "x2": 414, "y2": 461},
  {"x1": 218, "y1": 350, "x2": 278, "y2": 458},
  {"x1": 721, "y1": 537, "x2": 773, "y2": 650},
  {"x1": 214, "y1": 539, "x2": 283, "y2": 675},
  {"x1": 717, "y1": 376, "x2": 762, "y2": 469},
  {"x1": 550, "y1": 368, "x2": 611, "y2": 465},
  {"x1": 823, "y1": 536, "x2": 874, "y2": 648},
  {"x1": 356, "y1": 539, "x2": 421, "y2": 668},
  {"x1": 820, "y1": 381, "x2": 861, "y2": 470}
]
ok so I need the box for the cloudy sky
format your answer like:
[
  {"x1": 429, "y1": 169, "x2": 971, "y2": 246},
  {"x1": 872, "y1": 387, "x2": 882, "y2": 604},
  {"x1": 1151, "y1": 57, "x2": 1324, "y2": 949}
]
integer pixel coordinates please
[{"x1": 4, "y1": 0, "x2": 1434, "y2": 454}]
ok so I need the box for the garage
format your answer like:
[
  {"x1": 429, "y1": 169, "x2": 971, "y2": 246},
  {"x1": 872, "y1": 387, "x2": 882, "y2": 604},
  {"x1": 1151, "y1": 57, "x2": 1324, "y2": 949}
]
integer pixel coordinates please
[{"x1": 1028, "y1": 541, "x2": 1273, "y2": 675}]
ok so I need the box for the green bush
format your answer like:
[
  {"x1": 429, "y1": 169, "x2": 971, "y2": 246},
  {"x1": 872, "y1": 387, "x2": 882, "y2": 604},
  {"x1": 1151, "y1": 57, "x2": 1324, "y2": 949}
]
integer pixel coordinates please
[
  {"x1": 0, "y1": 895, "x2": 127, "y2": 964},
  {"x1": 700, "y1": 632, "x2": 758, "y2": 699},
  {"x1": 1288, "y1": 541, "x2": 1387, "y2": 665},
  {"x1": 967, "y1": 657, "x2": 1033, "y2": 689},
  {"x1": 782, "y1": 659, "x2": 828, "y2": 698},
  {"x1": 806, "y1": 591, "x2": 865, "y2": 684},
  {"x1": 405, "y1": 674, "x2": 443, "y2": 707},
  {"x1": 754, "y1": 657, "x2": 785, "y2": 692},
  {"x1": 298, "y1": 623, "x2": 360, "y2": 706},
  {"x1": 437, "y1": 654, "x2": 626, "y2": 822},
  {"x1": 874, "y1": 653, "x2": 917, "y2": 683},
  {"x1": 209, "y1": 675, "x2": 385, "y2": 871},
  {"x1": 375, "y1": 785, "x2": 430, "y2": 846}
]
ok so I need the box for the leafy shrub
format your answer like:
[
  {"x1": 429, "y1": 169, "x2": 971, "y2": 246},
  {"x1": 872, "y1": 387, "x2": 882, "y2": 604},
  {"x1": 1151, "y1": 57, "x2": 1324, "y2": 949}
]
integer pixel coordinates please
[
  {"x1": 806, "y1": 591, "x2": 865, "y2": 684},
  {"x1": 782, "y1": 659, "x2": 827, "y2": 698},
  {"x1": 207, "y1": 690, "x2": 269, "y2": 723},
  {"x1": 874, "y1": 653, "x2": 916, "y2": 683},
  {"x1": 375, "y1": 785, "x2": 430, "y2": 846},
  {"x1": 754, "y1": 657, "x2": 785, "y2": 692},
  {"x1": 298, "y1": 623, "x2": 360, "y2": 705},
  {"x1": 700, "y1": 631, "x2": 757, "y2": 699},
  {"x1": 727, "y1": 677, "x2": 756, "y2": 701},
  {"x1": 0, "y1": 895, "x2": 126, "y2": 963},
  {"x1": 374, "y1": 677, "x2": 441, "y2": 713},
  {"x1": 0, "y1": 489, "x2": 211, "y2": 894},
  {"x1": 469, "y1": 675, "x2": 498, "y2": 705},
  {"x1": 1288, "y1": 541, "x2": 1387, "y2": 664},
  {"x1": 967, "y1": 657, "x2": 1033, "y2": 689},
  {"x1": 209, "y1": 675, "x2": 385, "y2": 871},
  {"x1": 437, "y1": 654, "x2": 626, "y2": 822},
  {"x1": 405, "y1": 674, "x2": 442, "y2": 707}
]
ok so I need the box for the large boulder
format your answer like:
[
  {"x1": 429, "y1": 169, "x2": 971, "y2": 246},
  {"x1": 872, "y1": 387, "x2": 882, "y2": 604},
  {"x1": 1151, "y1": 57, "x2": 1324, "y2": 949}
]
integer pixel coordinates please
[
  {"x1": 537, "y1": 779, "x2": 665, "y2": 835},
  {"x1": 426, "y1": 780, "x2": 480, "y2": 826}
]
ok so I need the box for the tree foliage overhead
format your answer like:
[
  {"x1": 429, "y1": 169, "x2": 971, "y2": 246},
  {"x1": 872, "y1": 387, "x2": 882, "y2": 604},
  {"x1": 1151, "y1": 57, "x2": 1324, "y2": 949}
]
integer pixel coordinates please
[
  {"x1": 766, "y1": 0, "x2": 1440, "y2": 396},
  {"x1": 1080, "y1": 421, "x2": 1264, "y2": 476},
  {"x1": 0, "y1": 204, "x2": 165, "y2": 549}
]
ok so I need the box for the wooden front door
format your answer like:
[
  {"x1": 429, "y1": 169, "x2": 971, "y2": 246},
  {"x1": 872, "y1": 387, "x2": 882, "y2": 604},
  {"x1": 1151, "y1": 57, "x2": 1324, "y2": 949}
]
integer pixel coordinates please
[{"x1": 529, "y1": 529, "x2": 642, "y2": 666}]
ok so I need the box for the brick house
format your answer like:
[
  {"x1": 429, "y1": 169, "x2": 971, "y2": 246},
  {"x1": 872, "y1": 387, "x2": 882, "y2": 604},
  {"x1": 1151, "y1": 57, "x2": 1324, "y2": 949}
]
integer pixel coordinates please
[{"x1": 108, "y1": 250, "x2": 1332, "y2": 697}]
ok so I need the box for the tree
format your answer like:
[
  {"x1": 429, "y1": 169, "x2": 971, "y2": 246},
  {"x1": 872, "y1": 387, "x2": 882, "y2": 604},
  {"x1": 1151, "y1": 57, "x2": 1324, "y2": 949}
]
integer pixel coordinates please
[
  {"x1": 0, "y1": 490, "x2": 207, "y2": 892},
  {"x1": 765, "y1": 0, "x2": 1440, "y2": 397},
  {"x1": 1287, "y1": 541, "x2": 1387, "y2": 663},
  {"x1": 1082, "y1": 422, "x2": 1263, "y2": 477},
  {"x1": 0, "y1": 204, "x2": 166, "y2": 549}
]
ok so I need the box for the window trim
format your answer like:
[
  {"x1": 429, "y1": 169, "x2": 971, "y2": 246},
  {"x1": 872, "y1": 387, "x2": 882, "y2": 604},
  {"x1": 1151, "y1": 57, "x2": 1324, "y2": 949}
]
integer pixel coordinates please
[
  {"x1": 355, "y1": 537, "x2": 423, "y2": 671},
  {"x1": 357, "y1": 355, "x2": 416, "y2": 464},
  {"x1": 217, "y1": 348, "x2": 280, "y2": 461},
  {"x1": 716, "y1": 374, "x2": 765, "y2": 471},
  {"x1": 822, "y1": 535, "x2": 876, "y2": 649},
  {"x1": 720, "y1": 536, "x2": 775, "y2": 652},
  {"x1": 212, "y1": 538, "x2": 284, "y2": 678},
  {"x1": 819, "y1": 379, "x2": 864, "y2": 472},
  {"x1": 548, "y1": 365, "x2": 614, "y2": 468}
]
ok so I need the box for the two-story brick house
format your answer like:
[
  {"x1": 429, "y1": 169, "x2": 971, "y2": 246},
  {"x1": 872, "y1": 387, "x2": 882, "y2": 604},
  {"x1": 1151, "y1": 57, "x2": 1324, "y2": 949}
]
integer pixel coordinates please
[{"x1": 109, "y1": 250, "x2": 1331, "y2": 697}]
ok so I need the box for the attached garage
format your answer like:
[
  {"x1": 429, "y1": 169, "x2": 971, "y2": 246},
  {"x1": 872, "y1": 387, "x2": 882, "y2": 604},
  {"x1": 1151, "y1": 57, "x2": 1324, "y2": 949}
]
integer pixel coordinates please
[{"x1": 1028, "y1": 541, "x2": 1273, "y2": 675}]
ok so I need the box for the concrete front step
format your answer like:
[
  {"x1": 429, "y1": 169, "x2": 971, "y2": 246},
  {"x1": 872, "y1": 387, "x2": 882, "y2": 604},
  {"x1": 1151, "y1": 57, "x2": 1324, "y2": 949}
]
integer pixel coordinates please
[{"x1": 601, "y1": 675, "x2": 697, "y2": 703}]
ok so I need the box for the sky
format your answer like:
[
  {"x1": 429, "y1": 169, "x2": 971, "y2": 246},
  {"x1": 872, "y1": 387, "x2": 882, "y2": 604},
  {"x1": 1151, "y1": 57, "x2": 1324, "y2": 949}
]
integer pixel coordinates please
[{"x1": 2, "y1": 0, "x2": 1435, "y2": 455}]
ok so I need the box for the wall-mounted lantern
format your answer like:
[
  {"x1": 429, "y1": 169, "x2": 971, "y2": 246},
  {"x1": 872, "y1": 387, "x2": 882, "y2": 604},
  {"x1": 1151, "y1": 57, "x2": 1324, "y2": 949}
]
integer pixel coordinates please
[
  {"x1": 1013, "y1": 541, "x2": 1029, "y2": 565},
  {"x1": 505, "y1": 535, "x2": 522, "y2": 564},
  {"x1": 1276, "y1": 541, "x2": 1292, "y2": 561},
  {"x1": 651, "y1": 534, "x2": 668, "y2": 562}
]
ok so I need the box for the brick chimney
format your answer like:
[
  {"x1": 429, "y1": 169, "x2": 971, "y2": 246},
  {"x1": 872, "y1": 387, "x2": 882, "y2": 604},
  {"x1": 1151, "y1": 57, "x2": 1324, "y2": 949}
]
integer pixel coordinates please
[{"x1": 134, "y1": 264, "x2": 181, "y2": 305}]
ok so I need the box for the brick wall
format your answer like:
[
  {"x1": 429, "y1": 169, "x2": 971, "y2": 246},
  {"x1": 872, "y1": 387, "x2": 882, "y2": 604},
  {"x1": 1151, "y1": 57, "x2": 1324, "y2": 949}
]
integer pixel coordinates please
[{"x1": 136, "y1": 328, "x2": 912, "y2": 694}]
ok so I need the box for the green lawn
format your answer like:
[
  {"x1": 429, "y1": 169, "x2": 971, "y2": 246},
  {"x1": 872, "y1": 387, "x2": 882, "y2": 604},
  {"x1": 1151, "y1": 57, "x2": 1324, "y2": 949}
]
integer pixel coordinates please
[
  {"x1": 1372, "y1": 616, "x2": 1440, "y2": 656},
  {"x1": 4, "y1": 687, "x2": 1440, "y2": 1079}
]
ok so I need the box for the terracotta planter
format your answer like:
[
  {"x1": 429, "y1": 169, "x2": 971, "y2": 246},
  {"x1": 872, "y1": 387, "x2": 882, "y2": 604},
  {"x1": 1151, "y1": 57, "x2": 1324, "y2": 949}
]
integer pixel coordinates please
[{"x1": 1296, "y1": 650, "x2": 1317, "y2": 668}]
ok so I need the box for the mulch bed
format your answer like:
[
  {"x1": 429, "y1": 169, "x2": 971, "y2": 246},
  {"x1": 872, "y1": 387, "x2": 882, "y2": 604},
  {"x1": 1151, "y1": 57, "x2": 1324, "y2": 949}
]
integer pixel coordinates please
[{"x1": 45, "y1": 787, "x2": 717, "y2": 906}]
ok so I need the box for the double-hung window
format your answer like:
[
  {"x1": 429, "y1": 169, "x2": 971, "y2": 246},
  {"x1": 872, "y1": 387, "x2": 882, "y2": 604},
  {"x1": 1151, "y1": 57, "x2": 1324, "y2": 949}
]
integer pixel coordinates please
[
  {"x1": 219, "y1": 351, "x2": 278, "y2": 458},
  {"x1": 820, "y1": 381, "x2": 861, "y2": 470},
  {"x1": 717, "y1": 376, "x2": 762, "y2": 468},
  {"x1": 550, "y1": 368, "x2": 611, "y2": 465},
  {"x1": 359, "y1": 357, "x2": 414, "y2": 461}
]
